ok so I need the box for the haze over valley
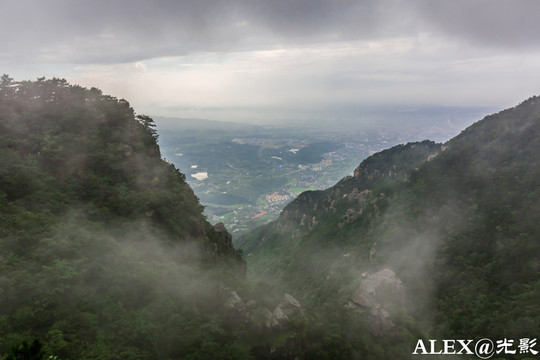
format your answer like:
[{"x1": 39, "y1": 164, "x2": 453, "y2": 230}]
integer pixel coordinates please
[
  {"x1": 1, "y1": 1, "x2": 539, "y2": 359},
  {"x1": 156, "y1": 105, "x2": 492, "y2": 236}
]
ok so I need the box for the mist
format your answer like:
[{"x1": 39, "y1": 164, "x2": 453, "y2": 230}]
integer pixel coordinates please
[
  {"x1": 1, "y1": 0, "x2": 539, "y2": 357},
  {"x1": 0, "y1": 78, "x2": 258, "y2": 358},
  {"x1": 237, "y1": 107, "x2": 540, "y2": 356}
]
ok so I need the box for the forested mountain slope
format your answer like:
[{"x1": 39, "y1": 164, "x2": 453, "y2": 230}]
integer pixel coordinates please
[
  {"x1": 3, "y1": 75, "x2": 539, "y2": 359},
  {"x1": 240, "y1": 96, "x2": 540, "y2": 358},
  {"x1": 0, "y1": 77, "x2": 252, "y2": 359}
]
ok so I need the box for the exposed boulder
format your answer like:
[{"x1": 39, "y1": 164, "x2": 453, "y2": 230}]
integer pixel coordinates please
[
  {"x1": 265, "y1": 293, "x2": 305, "y2": 329},
  {"x1": 339, "y1": 208, "x2": 361, "y2": 228},
  {"x1": 349, "y1": 268, "x2": 404, "y2": 336},
  {"x1": 282, "y1": 293, "x2": 301, "y2": 309},
  {"x1": 272, "y1": 306, "x2": 289, "y2": 323},
  {"x1": 351, "y1": 288, "x2": 377, "y2": 308},
  {"x1": 346, "y1": 188, "x2": 372, "y2": 203},
  {"x1": 122, "y1": 144, "x2": 133, "y2": 157},
  {"x1": 358, "y1": 269, "x2": 403, "y2": 298},
  {"x1": 224, "y1": 290, "x2": 247, "y2": 313},
  {"x1": 220, "y1": 289, "x2": 305, "y2": 331}
]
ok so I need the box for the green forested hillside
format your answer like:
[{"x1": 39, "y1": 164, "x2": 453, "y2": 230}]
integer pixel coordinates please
[
  {"x1": 0, "y1": 77, "x2": 254, "y2": 359},
  {"x1": 240, "y1": 97, "x2": 540, "y2": 358},
  {"x1": 408, "y1": 97, "x2": 540, "y2": 340},
  {"x1": 3, "y1": 75, "x2": 539, "y2": 359}
]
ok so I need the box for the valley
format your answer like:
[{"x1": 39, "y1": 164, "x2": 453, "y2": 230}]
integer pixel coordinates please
[
  {"x1": 2, "y1": 1, "x2": 538, "y2": 358},
  {"x1": 156, "y1": 108, "x2": 486, "y2": 237},
  {"x1": 2, "y1": 77, "x2": 539, "y2": 360}
]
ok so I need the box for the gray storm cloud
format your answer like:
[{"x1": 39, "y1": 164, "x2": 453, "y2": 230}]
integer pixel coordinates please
[
  {"x1": 411, "y1": 0, "x2": 540, "y2": 49},
  {"x1": 1, "y1": 0, "x2": 539, "y2": 64}
]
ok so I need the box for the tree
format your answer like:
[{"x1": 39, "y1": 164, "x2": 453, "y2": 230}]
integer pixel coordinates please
[
  {"x1": 136, "y1": 114, "x2": 158, "y2": 140},
  {"x1": 4, "y1": 339, "x2": 45, "y2": 360},
  {"x1": 1, "y1": 74, "x2": 13, "y2": 87}
]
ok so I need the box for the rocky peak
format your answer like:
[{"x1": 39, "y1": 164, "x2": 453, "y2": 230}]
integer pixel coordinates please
[
  {"x1": 212, "y1": 222, "x2": 236, "y2": 253},
  {"x1": 209, "y1": 223, "x2": 247, "y2": 276}
]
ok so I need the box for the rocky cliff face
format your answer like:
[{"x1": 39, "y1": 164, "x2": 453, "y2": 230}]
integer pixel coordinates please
[
  {"x1": 207, "y1": 222, "x2": 247, "y2": 277},
  {"x1": 259, "y1": 141, "x2": 442, "y2": 243}
]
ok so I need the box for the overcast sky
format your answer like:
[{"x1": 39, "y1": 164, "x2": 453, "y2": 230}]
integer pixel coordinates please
[{"x1": 1, "y1": 0, "x2": 539, "y2": 122}]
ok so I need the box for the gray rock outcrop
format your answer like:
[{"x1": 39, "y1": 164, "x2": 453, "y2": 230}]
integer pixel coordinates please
[
  {"x1": 348, "y1": 268, "x2": 404, "y2": 336},
  {"x1": 265, "y1": 293, "x2": 305, "y2": 329},
  {"x1": 224, "y1": 290, "x2": 247, "y2": 313}
]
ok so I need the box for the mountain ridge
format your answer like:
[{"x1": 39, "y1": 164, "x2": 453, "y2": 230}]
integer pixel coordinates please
[
  {"x1": 0, "y1": 77, "x2": 256, "y2": 359},
  {"x1": 239, "y1": 95, "x2": 540, "y2": 357},
  {"x1": 2, "y1": 75, "x2": 539, "y2": 359}
]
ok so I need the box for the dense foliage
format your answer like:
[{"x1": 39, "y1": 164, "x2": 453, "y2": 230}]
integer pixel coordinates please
[
  {"x1": 0, "y1": 77, "x2": 254, "y2": 359},
  {"x1": 410, "y1": 97, "x2": 540, "y2": 340},
  {"x1": 3, "y1": 75, "x2": 539, "y2": 359},
  {"x1": 240, "y1": 97, "x2": 540, "y2": 358}
]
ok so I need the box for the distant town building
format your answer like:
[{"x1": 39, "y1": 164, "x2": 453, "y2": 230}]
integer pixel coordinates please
[
  {"x1": 252, "y1": 211, "x2": 267, "y2": 219},
  {"x1": 265, "y1": 192, "x2": 291, "y2": 203}
]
